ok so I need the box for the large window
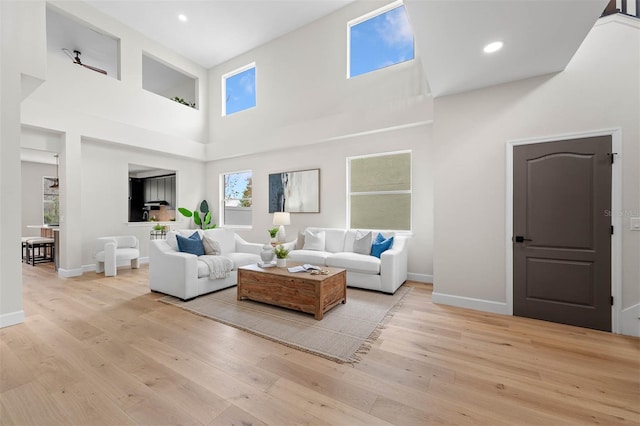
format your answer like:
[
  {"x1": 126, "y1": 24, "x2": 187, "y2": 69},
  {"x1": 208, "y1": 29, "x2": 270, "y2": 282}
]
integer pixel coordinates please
[
  {"x1": 348, "y1": 151, "x2": 411, "y2": 230},
  {"x1": 222, "y1": 63, "x2": 256, "y2": 116},
  {"x1": 43, "y1": 177, "x2": 59, "y2": 225},
  {"x1": 222, "y1": 171, "x2": 252, "y2": 226},
  {"x1": 348, "y1": 2, "x2": 414, "y2": 78}
]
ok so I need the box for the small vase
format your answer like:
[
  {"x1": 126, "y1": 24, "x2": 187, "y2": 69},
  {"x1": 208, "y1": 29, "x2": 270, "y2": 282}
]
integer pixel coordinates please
[
  {"x1": 260, "y1": 245, "x2": 274, "y2": 263},
  {"x1": 276, "y1": 258, "x2": 286, "y2": 268},
  {"x1": 270, "y1": 237, "x2": 278, "y2": 246}
]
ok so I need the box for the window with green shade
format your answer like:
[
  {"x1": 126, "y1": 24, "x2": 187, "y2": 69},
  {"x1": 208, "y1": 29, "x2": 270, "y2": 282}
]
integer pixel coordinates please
[{"x1": 348, "y1": 151, "x2": 411, "y2": 230}]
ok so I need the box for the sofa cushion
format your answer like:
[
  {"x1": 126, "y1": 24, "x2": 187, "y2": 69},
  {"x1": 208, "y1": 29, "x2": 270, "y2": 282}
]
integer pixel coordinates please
[
  {"x1": 202, "y1": 235, "x2": 222, "y2": 255},
  {"x1": 176, "y1": 232, "x2": 205, "y2": 256},
  {"x1": 303, "y1": 230, "x2": 325, "y2": 251},
  {"x1": 288, "y1": 249, "x2": 330, "y2": 265},
  {"x1": 166, "y1": 230, "x2": 203, "y2": 251},
  {"x1": 371, "y1": 234, "x2": 394, "y2": 258},
  {"x1": 323, "y1": 229, "x2": 347, "y2": 253},
  {"x1": 203, "y1": 228, "x2": 236, "y2": 254},
  {"x1": 225, "y1": 252, "x2": 261, "y2": 269},
  {"x1": 326, "y1": 252, "x2": 381, "y2": 274},
  {"x1": 353, "y1": 230, "x2": 372, "y2": 255}
]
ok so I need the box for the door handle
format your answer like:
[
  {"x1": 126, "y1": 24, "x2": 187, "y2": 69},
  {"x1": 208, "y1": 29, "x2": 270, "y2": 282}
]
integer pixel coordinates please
[{"x1": 514, "y1": 236, "x2": 532, "y2": 243}]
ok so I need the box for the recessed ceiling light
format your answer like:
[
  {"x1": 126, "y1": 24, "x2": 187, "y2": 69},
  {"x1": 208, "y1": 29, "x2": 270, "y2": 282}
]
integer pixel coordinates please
[
  {"x1": 178, "y1": 14, "x2": 187, "y2": 22},
  {"x1": 483, "y1": 41, "x2": 503, "y2": 53}
]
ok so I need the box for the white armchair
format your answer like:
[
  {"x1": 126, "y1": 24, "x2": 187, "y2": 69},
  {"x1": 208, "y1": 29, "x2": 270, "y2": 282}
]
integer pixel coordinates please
[{"x1": 95, "y1": 236, "x2": 140, "y2": 276}]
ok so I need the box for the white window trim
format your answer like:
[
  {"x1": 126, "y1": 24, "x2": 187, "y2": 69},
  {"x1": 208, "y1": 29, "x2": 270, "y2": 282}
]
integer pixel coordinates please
[
  {"x1": 346, "y1": 0, "x2": 406, "y2": 79},
  {"x1": 346, "y1": 149, "x2": 413, "y2": 232},
  {"x1": 220, "y1": 169, "x2": 253, "y2": 229},
  {"x1": 221, "y1": 62, "x2": 256, "y2": 117}
]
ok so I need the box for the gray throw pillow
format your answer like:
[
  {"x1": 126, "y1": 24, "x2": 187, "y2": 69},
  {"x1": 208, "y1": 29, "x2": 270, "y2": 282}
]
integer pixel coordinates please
[
  {"x1": 353, "y1": 230, "x2": 372, "y2": 255},
  {"x1": 203, "y1": 235, "x2": 222, "y2": 255}
]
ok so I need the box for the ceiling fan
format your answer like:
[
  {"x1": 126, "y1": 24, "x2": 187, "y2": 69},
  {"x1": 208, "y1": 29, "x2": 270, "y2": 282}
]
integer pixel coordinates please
[{"x1": 62, "y1": 48, "x2": 107, "y2": 75}]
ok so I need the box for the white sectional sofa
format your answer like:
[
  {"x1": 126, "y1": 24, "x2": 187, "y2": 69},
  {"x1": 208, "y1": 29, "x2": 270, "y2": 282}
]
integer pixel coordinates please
[
  {"x1": 149, "y1": 228, "x2": 262, "y2": 300},
  {"x1": 286, "y1": 227, "x2": 408, "y2": 294}
]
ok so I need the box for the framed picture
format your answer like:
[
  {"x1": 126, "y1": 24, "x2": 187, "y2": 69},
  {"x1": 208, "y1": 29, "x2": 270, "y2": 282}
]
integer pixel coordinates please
[{"x1": 269, "y1": 168, "x2": 320, "y2": 213}]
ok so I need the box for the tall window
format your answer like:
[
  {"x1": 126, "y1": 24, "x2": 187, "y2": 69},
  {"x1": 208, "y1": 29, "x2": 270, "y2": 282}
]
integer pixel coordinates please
[
  {"x1": 222, "y1": 63, "x2": 256, "y2": 116},
  {"x1": 348, "y1": 151, "x2": 411, "y2": 230},
  {"x1": 222, "y1": 171, "x2": 252, "y2": 226},
  {"x1": 43, "y1": 177, "x2": 59, "y2": 225},
  {"x1": 348, "y1": 2, "x2": 414, "y2": 78}
]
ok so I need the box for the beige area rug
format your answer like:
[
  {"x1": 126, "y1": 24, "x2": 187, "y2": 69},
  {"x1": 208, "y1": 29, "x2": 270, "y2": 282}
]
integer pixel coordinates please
[{"x1": 159, "y1": 285, "x2": 411, "y2": 364}]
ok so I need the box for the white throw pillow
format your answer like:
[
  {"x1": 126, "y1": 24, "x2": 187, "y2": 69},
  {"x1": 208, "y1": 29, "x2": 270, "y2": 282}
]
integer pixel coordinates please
[
  {"x1": 353, "y1": 230, "x2": 372, "y2": 255},
  {"x1": 303, "y1": 230, "x2": 326, "y2": 251}
]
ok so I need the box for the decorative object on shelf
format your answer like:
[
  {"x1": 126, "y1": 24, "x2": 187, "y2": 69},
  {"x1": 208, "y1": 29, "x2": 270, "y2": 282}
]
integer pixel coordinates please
[
  {"x1": 178, "y1": 200, "x2": 217, "y2": 229},
  {"x1": 260, "y1": 244, "x2": 275, "y2": 263},
  {"x1": 171, "y1": 96, "x2": 196, "y2": 108},
  {"x1": 50, "y1": 154, "x2": 60, "y2": 189},
  {"x1": 272, "y1": 212, "x2": 290, "y2": 243},
  {"x1": 268, "y1": 226, "x2": 279, "y2": 244},
  {"x1": 273, "y1": 244, "x2": 289, "y2": 267},
  {"x1": 269, "y1": 168, "x2": 320, "y2": 213}
]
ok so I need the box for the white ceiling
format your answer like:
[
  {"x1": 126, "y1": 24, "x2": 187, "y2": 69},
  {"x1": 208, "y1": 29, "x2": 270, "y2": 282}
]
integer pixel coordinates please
[
  {"x1": 73, "y1": 1, "x2": 608, "y2": 99},
  {"x1": 404, "y1": 0, "x2": 609, "y2": 97},
  {"x1": 84, "y1": 0, "x2": 355, "y2": 69}
]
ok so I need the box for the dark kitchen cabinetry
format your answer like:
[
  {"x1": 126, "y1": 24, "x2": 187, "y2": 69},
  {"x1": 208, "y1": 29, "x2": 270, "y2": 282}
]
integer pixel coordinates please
[
  {"x1": 129, "y1": 174, "x2": 176, "y2": 222},
  {"x1": 144, "y1": 175, "x2": 175, "y2": 207},
  {"x1": 129, "y1": 178, "x2": 145, "y2": 222}
]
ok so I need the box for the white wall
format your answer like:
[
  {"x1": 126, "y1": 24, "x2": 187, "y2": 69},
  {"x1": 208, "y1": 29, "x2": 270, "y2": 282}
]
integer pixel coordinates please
[
  {"x1": 26, "y1": 0, "x2": 209, "y2": 146},
  {"x1": 204, "y1": 1, "x2": 434, "y2": 279},
  {"x1": 207, "y1": 1, "x2": 431, "y2": 160},
  {"x1": 21, "y1": 162, "x2": 57, "y2": 237},
  {"x1": 79, "y1": 140, "x2": 204, "y2": 268},
  {"x1": 206, "y1": 123, "x2": 435, "y2": 280},
  {"x1": 432, "y1": 16, "x2": 639, "y2": 329}
]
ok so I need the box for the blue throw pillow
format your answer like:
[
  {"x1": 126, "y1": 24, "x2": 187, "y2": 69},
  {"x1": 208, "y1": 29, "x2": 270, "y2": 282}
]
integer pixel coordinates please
[
  {"x1": 176, "y1": 231, "x2": 204, "y2": 256},
  {"x1": 371, "y1": 234, "x2": 394, "y2": 258}
]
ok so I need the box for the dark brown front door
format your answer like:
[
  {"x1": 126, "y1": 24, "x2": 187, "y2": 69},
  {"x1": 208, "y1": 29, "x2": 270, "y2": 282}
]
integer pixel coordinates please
[{"x1": 513, "y1": 136, "x2": 612, "y2": 331}]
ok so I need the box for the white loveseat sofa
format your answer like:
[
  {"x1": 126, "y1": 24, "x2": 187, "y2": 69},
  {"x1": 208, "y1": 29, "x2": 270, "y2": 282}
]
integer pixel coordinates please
[
  {"x1": 149, "y1": 228, "x2": 262, "y2": 300},
  {"x1": 286, "y1": 227, "x2": 408, "y2": 294}
]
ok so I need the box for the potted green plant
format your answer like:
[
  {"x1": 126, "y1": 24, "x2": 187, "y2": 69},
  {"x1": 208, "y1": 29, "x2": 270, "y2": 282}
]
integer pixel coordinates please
[
  {"x1": 273, "y1": 245, "x2": 289, "y2": 267},
  {"x1": 268, "y1": 226, "x2": 279, "y2": 244},
  {"x1": 178, "y1": 200, "x2": 217, "y2": 230}
]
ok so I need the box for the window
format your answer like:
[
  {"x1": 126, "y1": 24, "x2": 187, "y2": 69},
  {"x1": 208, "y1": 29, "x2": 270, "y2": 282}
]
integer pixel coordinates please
[
  {"x1": 222, "y1": 63, "x2": 256, "y2": 116},
  {"x1": 222, "y1": 171, "x2": 252, "y2": 226},
  {"x1": 142, "y1": 53, "x2": 198, "y2": 109},
  {"x1": 43, "y1": 177, "x2": 59, "y2": 225},
  {"x1": 348, "y1": 151, "x2": 411, "y2": 230},
  {"x1": 348, "y1": 2, "x2": 414, "y2": 78}
]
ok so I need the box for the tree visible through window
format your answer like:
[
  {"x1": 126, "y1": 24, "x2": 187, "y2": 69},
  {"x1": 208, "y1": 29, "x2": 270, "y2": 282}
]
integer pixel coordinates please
[
  {"x1": 43, "y1": 177, "x2": 59, "y2": 225},
  {"x1": 222, "y1": 63, "x2": 256, "y2": 116},
  {"x1": 348, "y1": 3, "x2": 414, "y2": 78},
  {"x1": 223, "y1": 171, "x2": 252, "y2": 226}
]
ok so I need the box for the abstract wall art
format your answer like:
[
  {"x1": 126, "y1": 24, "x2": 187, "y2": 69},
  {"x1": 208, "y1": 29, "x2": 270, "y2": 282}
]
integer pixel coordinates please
[{"x1": 269, "y1": 169, "x2": 320, "y2": 213}]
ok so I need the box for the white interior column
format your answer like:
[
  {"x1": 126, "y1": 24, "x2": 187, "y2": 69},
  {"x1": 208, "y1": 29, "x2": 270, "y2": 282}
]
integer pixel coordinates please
[
  {"x1": 58, "y1": 131, "x2": 84, "y2": 276},
  {"x1": 0, "y1": 2, "x2": 25, "y2": 328}
]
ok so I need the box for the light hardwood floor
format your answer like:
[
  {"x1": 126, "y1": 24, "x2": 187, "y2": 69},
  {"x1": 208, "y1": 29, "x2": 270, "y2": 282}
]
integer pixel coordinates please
[{"x1": 1, "y1": 263, "x2": 639, "y2": 425}]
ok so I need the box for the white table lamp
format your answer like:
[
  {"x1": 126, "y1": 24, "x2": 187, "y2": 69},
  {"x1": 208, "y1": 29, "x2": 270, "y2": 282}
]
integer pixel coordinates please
[{"x1": 273, "y1": 212, "x2": 290, "y2": 243}]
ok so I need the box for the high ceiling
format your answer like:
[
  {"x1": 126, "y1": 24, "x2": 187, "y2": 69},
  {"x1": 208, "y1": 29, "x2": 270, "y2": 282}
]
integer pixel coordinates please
[
  {"x1": 84, "y1": 0, "x2": 355, "y2": 69},
  {"x1": 82, "y1": 0, "x2": 609, "y2": 98}
]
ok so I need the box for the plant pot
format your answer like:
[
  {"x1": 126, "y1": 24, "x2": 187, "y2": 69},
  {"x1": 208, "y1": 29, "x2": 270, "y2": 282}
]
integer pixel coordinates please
[
  {"x1": 276, "y1": 258, "x2": 286, "y2": 268},
  {"x1": 260, "y1": 245, "x2": 275, "y2": 263}
]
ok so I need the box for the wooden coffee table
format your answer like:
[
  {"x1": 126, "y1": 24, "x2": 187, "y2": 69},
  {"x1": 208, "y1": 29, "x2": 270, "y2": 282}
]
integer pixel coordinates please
[{"x1": 237, "y1": 263, "x2": 346, "y2": 320}]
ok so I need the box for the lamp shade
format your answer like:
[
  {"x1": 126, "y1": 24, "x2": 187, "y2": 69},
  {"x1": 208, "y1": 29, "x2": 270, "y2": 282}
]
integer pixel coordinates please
[{"x1": 272, "y1": 212, "x2": 290, "y2": 226}]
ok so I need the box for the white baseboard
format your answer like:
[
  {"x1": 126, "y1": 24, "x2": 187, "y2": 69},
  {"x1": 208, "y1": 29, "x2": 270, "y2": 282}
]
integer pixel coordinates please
[
  {"x1": 81, "y1": 257, "x2": 149, "y2": 274},
  {"x1": 621, "y1": 303, "x2": 640, "y2": 337},
  {"x1": 58, "y1": 268, "x2": 83, "y2": 278},
  {"x1": 0, "y1": 310, "x2": 25, "y2": 328},
  {"x1": 407, "y1": 272, "x2": 433, "y2": 283},
  {"x1": 432, "y1": 292, "x2": 508, "y2": 315}
]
